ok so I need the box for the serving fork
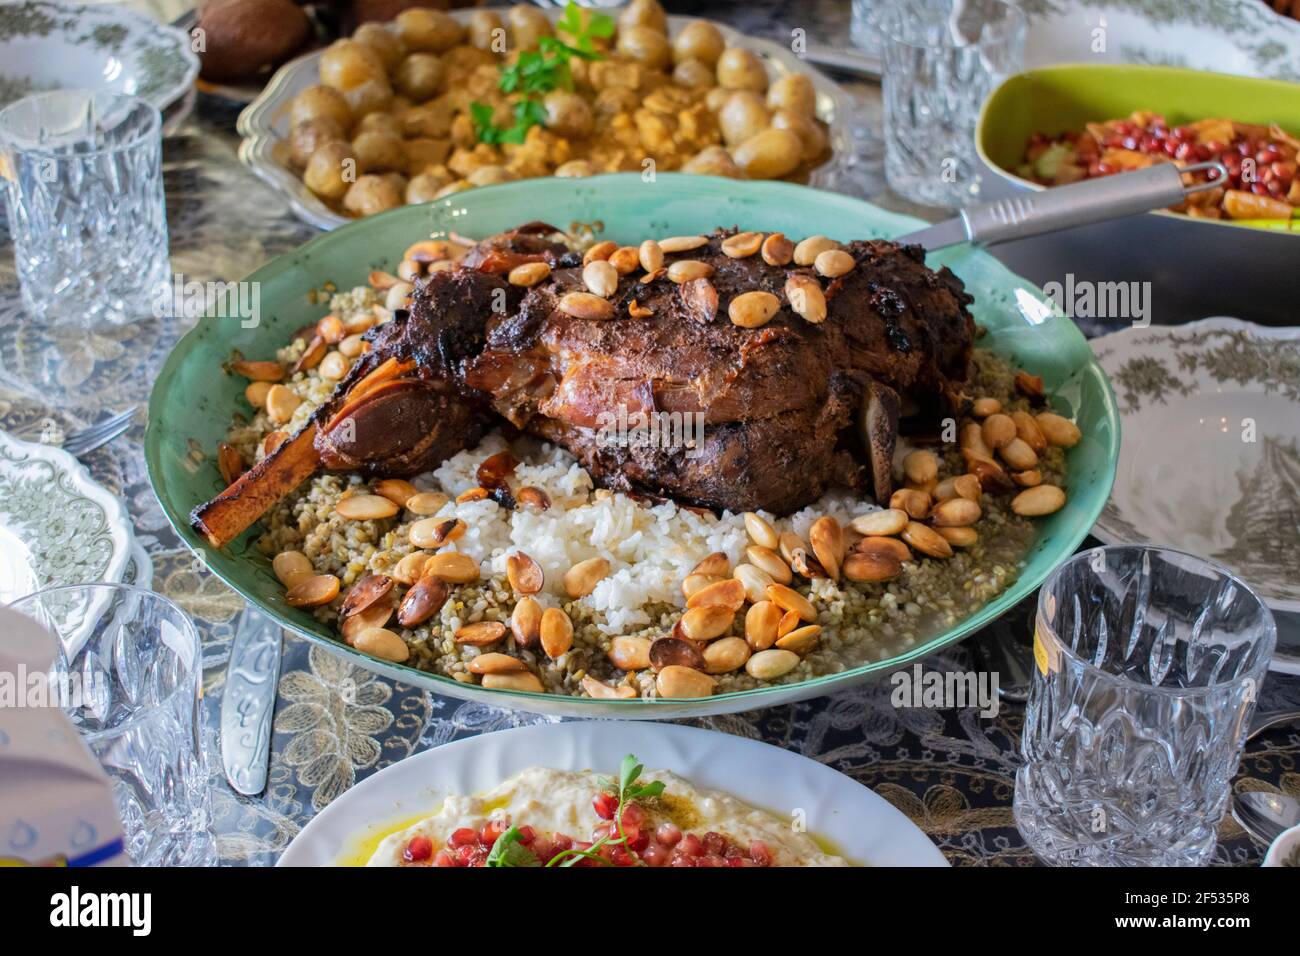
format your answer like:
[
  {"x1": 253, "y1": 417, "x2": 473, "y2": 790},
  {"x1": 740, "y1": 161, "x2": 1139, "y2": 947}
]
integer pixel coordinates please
[{"x1": 62, "y1": 407, "x2": 137, "y2": 458}]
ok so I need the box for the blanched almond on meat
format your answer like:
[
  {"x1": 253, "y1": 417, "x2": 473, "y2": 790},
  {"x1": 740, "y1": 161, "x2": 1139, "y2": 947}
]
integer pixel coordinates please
[
  {"x1": 814, "y1": 249, "x2": 855, "y2": 278},
  {"x1": 607, "y1": 246, "x2": 640, "y2": 275},
  {"x1": 559, "y1": 292, "x2": 615, "y2": 320},
  {"x1": 353, "y1": 627, "x2": 409, "y2": 663},
  {"x1": 455, "y1": 621, "x2": 507, "y2": 646},
  {"x1": 850, "y1": 509, "x2": 908, "y2": 537},
  {"x1": 901, "y1": 521, "x2": 953, "y2": 559},
  {"x1": 583, "y1": 240, "x2": 618, "y2": 263},
  {"x1": 608, "y1": 635, "x2": 653, "y2": 671},
  {"x1": 273, "y1": 550, "x2": 314, "y2": 589},
  {"x1": 564, "y1": 556, "x2": 611, "y2": 597},
  {"x1": 666, "y1": 259, "x2": 714, "y2": 283},
  {"x1": 339, "y1": 574, "x2": 395, "y2": 619},
  {"x1": 930, "y1": 497, "x2": 981, "y2": 527},
  {"x1": 743, "y1": 512, "x2": 779, "y2": 550},
  {"x1": 785, "y1": 274, "x2": 827, "y2": 324},
  {"x1": 721, "y1": 231, "x2": 763, "y2": 258},
  {"x1": 728, "y1": 290, "x2": 781, "y2": 328},
  {"x1": 469, "y1": 653, "x2": 527, "y2": 675},
  {"x1": 745, "y1": 649, "x2": 799, "y2": 680},
  {"x1": 679, "y1": 605, "x2": 735, "y2": 641},
  {"x1": 1011, "y1": 410, "x2": 1047, "y2": 453},
  {"x1": 745, "y1": 600, "x2": 781, "y2": 650},
  {"x1": 423, "y1": 552, "x2": 479, "y2": 583},
  {"x1": 397, "y1": 570, "x2": 450, "y2": 627},
  {"x1": 638, "y1": 239, "x2": 664, "y2": 273},
  {"x1": 511, "y1": 596, "x2": 543, "y2": 647},
  {"x1": 506, "y1": 551, "x2": 543, "y2": 594},
  {"x1": 793, "y1": 235, "x2": 838, "y2": 265},
  {"x1": 581, "y1": 675, "x2": 636, "y2": 699},
  {"x1": 482, "y1": 671, "x2": 545, "y2": 693},
  {"x1": 1011, "y1": 484, "x2": 1067, "y2": 516},
  {"x1": 809, "y1": 516, "x2": 844, "y2": 581},
  {"x1": 733, "y1": 563, "x2": 776, "y2": 604},
  {"x1": 685, "y1": 577, "x2": 745, "y2": 611},
  {"x1": 539, "y1": 607, "x2": 574, "y2": 659},
  {"x1": 655, "y1": 665, "x2": 716, "y2": 699},
  {"x1": 658, "y1": 235, "x2": 708, "y2": 253},
  {"x1": 285, "y1": 574, "x2": 340, "y2": 608},
  {"x1": 649, "y1": 636, "x2": 707, "y2": 672},
  {"x1": 508, "y1": 261, "x2": 551, "y2": 287},
  {"x1": 890, "y1": 488, "x2": 931, "y2": 520},
  {"x1": 766, "y1": 583, "x2": 816, "y2": 623},
  {"x1": 1036, "y1": 412, "x2": 1081, "y2": 448},
  {"x1": 703, "y1": 636, "x2": 751, "y2": 674},
  {"x1": 844, "y1": 548, "x2": 903, "y2": 583},
  {"x1": 936, "y1": 526, "x2": 978, "y2": 548},
  {"x1": 583, "y1": 259, "x2": 619, "y2": 298},
  {"x1": 679, "y1": 277, "x2": 718, "y2": 323},
  {"x1": 857, "y1": 535, "x2": 912, "y2": 564},
  {"x1": 775, "y1": 624, "x2": 820, "y2": 655},
  {"x1": 761, "y1": 232, "x2": 794, "y2": 266},
  {"x1": 336, "y1": 494, "x2": 400, "y2": 521},
  {"x1": 692, "y1": 551, "x2": 731, "y2": 578},
  {"x1": 744, "y1": 546, "x2": 792, "y2": 585}
]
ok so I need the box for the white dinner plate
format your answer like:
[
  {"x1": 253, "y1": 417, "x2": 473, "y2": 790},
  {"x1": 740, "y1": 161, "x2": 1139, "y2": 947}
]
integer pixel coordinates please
[{"x1": 277, "y1": 722, "x2": 948, "y2": 867}]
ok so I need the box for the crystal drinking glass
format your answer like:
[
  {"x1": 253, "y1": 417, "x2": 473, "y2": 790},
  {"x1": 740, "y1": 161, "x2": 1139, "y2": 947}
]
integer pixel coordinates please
[
  {"x1": 878, "y1": 0, "x2": 1025, "y2": 208},
  {"x1": 1014, "y1": 547, "x2": 1276, "y2": 866},
  {"x1": 0, "y1": 90, "x2": 170, "y2": 328},
  {"x1": 10, "y1": 584, "x2": 216, "y2": 867}
]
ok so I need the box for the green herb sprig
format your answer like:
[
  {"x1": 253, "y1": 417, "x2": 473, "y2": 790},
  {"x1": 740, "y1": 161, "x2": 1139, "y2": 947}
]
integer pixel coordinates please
[{"x1": 546, "y1": 753, "x2": 664, "y2": 868}]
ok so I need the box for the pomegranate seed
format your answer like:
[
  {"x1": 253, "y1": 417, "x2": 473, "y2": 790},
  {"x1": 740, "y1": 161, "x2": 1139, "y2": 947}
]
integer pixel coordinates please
[
  {"x1": 404, "y1": 835, "x2": 433, "y2": 862},
  {"x1": 516, "y1": 825, "x2": 536, "y2": 845},
  {"x1": 642, "y1": 843, "x2": 670, "y2": 867},
  {"x1": 432, "y1": 849, "x2": 458, "y2": 867},
  {"x1": 702, "y1": 832, "x2": 727, "y2": 856},
  {"x1": 592, "y1": 791, "x2": 618, "y2": 820},
  {"x1": 627, "y1": 832, "x2": 649, "y2": 853},
  {"x1": 455, "y1": 844, "x2": 478, "y2": 864},
  {"x1": 480, "y1": 818, "x2": 509, "y2": 847},
  {"x1": 655, "y1": 822, "x2": 682, "y2": 846},
  {"x1": 678, "y1": 833, "x2": 704, "y2": 857},
  {"x1": 449, "y1": 827, "x2": 478, "y2": 848},
  {"x1": 750, "y1": 841, "x2": 774, "y2": 866}
]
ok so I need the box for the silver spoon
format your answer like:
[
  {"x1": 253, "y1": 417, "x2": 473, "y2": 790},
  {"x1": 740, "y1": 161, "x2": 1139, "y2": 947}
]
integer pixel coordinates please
[{"x1": 1232, "y1": 790, "x2": 1300, "y2": 845}]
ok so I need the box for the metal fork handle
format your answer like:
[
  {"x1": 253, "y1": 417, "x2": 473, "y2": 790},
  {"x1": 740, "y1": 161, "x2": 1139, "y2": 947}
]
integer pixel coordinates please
[{"x1": 964, "y1": 161, "x2": 1227, "y2": 247}]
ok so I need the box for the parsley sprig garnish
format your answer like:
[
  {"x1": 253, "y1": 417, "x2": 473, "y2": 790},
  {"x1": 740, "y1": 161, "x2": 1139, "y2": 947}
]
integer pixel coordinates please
[
  {"x1": 470, "y1": 1, "x2": 614, "y2": 145},
  {"x1": 484, "y1": 825, "x2": 541, "y2": 867}
]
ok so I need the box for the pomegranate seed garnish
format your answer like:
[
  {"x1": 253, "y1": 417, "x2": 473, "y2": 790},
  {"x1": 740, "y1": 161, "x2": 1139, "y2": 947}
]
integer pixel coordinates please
[
  {"x1": 432, "y1": 850, "x2": 459, "y2": 867},
  {"x1": 592, "y1": 791, "x2": 618, "y2": 820},
  {"x1": 750, "y1": 841, "x2": 774, "y2": 866},
  {"x1": 655, "y1": 822, "x2": 682, "y2": 846},
  {"x1": 404, "y1": 835, "x2": 433, "y2": 862},
  {"x1": 449, "y1": 827, "x2": 478, "y2": 848}
]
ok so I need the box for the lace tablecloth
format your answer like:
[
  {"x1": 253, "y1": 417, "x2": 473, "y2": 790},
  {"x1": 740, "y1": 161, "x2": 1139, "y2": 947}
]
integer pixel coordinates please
[{"x1": 2, "y1": 4, "x2": 1297, "y2": 865}]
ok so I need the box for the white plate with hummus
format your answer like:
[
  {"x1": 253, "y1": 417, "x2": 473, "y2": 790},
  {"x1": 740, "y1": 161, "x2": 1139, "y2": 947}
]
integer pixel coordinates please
[{"x1": 277, "y1": 721, "x2": 947, "y2": 867}]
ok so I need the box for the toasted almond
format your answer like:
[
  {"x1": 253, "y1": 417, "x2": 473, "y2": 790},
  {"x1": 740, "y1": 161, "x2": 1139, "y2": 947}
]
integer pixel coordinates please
[
  {"x1": 936, "y1": 526, "x2": 978, "y2": 548},
  {"x1": 405, "y1": 239, "x2": 465, "y2": 263},
  {"x1": 857, "y1": 535, "x2": 913, "y2": 563},
  {"x1": 721, "y1": 231, "x2": 763, "y2": 258},
  {"x1": 679, "y1": 605, "x2": 735, "y2": 641},
  {"x1": 971, "y1": 397, "x2": 1002, "y2": 417},
  {"x1": 506, "y1": 551, "x2": 543, "y2": 594},
  {"x1": 563, "y1": 556, "x2": 611, "y2": 598},
  {"x1": 261, "y1": 431, "x2": 288, "y2": 457},
  {"x1": 850, "y1": 509, "x2": 908, "y2": 537},
  {"x1": 217, "y1": 442, "x2": 244, "y2": 486},
  {"x1": 930, "y1": 497, "x2": 982, "y2": 527},
  {"x1": 423, "y1": 552, "x2": 479, "y2": 584},
  {"x1": 628, "y1": 298, "x2": 654, "y2": 318},
  {"x1": 291, "y1": 335, "x2": 327, "y2": 374},
  {"x1": 638, "y1": 239, "x2": 665, "y2": 273},
  {"x1": 336, "y1": 494, "x2": 400, "y2": 521},
  {"x1": 682, "y1": 572, "x2": 724, "y2": 599},
  {"x1": 608, "y1": 634, "x2": 653, "y2": 671},
  {"x1": 339, "y1": 333, "x2": 367, "y2": 358},
  {"x1": 650, "y1": 635, "x2": 707, "y2": 672},
  {"x1": 231, "y1": 359, "x2": 285, "y2": 382},
  {"x1": 285, "y1": 574, "x2": 340, "y2": 608},
  {"x1": 666, "y1": 259, "x2": 714, "y2": 283},
  {"x1": 319, "y1": 351, "x2": 350, "y2": 381},
  {"x1": 1013, "y1": 469, "x2": 1043, "y2": 487},
  {"x1": 583, "y1": 259, "x2": 620, "y2": 298},
  {"x1": 539, "y1": 607, "x2": 574, "y2": 658},
  {"x1": 788, "y1": 548, "x2": 826, "y2": 579},
  {"x1": 809, "y1": 516, "x2": 844, "y2": 581},
  {"x1": 982, "y1": 413, "x2": 1017, "y2": 450},
  {"x1": 999, "y1": 437, "x2": 1039, "y2": 471},
  {"x1": 455, "y1": 621, "x2": 507, "y2": 646},
  {"x1": 744, "y1": 512, "x2": 779, "y2": 550},
  {"x1": 397, "y1": 570, "x2": 450, "y2": 627},
  {"x1": 1016, "y1": 371, "x2": 1045, "y2": 400},
  {"x1": 583, "y1": 240, "x2": 618, "y2": 263},
  {"x1": 511, "y1": 596, "x2": 543, "y2": 647},
  {"x1": 374, "y1": 478, "x2": 419, "y2": 508},
  {"x1": 728, "y1": 290, "x2": 781, "y2": 328},
  {"x1": 692, "y1": 551, "x2": 731, "y2": 578},
  {"x1": 392, "y1": 551, "x2": 432, "y2": 586},
  {"x1": 778, "y1": 530, "x2": 806, "y2": 564},
  {"x1": 658, "y1": 235, "x2": 708, "y2": 253},
  {"x1": 1036, "y1": 412, "x2": 1081, "y2": 448},
  {"x1": 340, "y1": 574, "x2": 394, "y2": 619},
  {"x1": 685, "y1": 577, "x2": 746, "y2": 612},
  {"x1": 639, "y1": 268, "x2": 666, "y2": 284},
  {"x1": 902, "y1": 449, "x2": 939, "y2": 486},
  {"x1": 655, "y1": 665, "x2": 716, "y2": 699},
  {"x1": 843, "y1": 550, "x2": 902, "y2": 583},
  {"x1": 558, "y1": 291, "x2": 615, "y2": 320},
  {"x1": 508, "y1": 261, "x2": 551, "y2": 286},
  {"x1": 353, "y1": 627, "x2": 409, "y2": 663},
  {"x1": 265, "y1": 384, "x2": 301, "y2": 424},
  {"x1": 582, "y1": 675, "x2": 637, "y2": 699},
  {"x1": 405, "y1": 491, "x2": 449, "y2": 515},
  {"x1": 889, "y1": 488, "x2": 931, "y2": 520},
  {"x1": 409, "y1": 517, "x2": 464, "y2": 549},
  {"x1": 703, "y1": 636, "x2": 751, "y2": 674},
  {"x1": 761, "y1": 232, "x2": 794, "y2": 266},
  {"x1": 960, "y1": 422, "x2": 993, "y2": 458},
  {"x1": 368, "y1": 269, "x2": 399, "y2": 290},
  {"x1": 954, "y1": 474, "x2": 983, "y2": 502},
  {"x1": 936, "y1": 477, "x2": 966, "y2": 504},
  {"x1": 468, "y1": 652, "x2": 527, "y2": 675},
  {"x1": 607, "y1": 245, "x2": 640, "y2": 275},
  {"x1": 482, "y1": 671, "x2": 545, "y2": 693},
  {"x1": 1011, "y1": 484, "x2": 1066, "y2": 517},
  {"x1": 901, "y1": 521, "x2": 953, "y2": 559},
  {"x1": 272, "y1": 550, "x2": 314, "y2": 589},
  {"x1": 733, "y1": 562, "x2": 775, "y2": 604},
  {"x1": 457, "y1": 488, "x2": 489, "y2": 505},
  {"x1": 1011, "y1": 410, "x2": 1047, "y2": 453},
  {"x1": 785, "y1": 273, "x2": 827, "y2": 324},
  {"x1": 775, "y1": 624, "x2": 820, "y2": 655},
  {"x1": 744, "y1": 600, "x2": 781, "y2": 651},
  {"x1": 245, "y1": 380, "x2": 272, "y2": 407},
  {"x1": 744, "y1": 546, "x2": 792, "y2": 585},
  {"x1": 965, "y1": 452, "x2": 1015, "y2": 495},
  {"x1": 793, "y1": 235, "x2": 838, "y2": 265},
  {"x1": 342, "y1": 598, "x2": 395, "y2": 644},
  {"x1": 814, "y1": 248, "x2": 855, "y2": 278},
  {"x1": 777, "y1": 609, "x2": 800, "y2": 638},
  {"x1": 766, "y1": 583, "x2": 816, "y2": 622},
  {"x1": 745, "y1": 648, "x2": 800, "y2": 680},
  {"x1": 515, "y1": 486, "x2": 550, "y2": 510}
]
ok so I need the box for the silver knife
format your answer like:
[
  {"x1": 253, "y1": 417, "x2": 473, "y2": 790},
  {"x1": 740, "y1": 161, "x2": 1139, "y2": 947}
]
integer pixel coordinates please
[
  {"x1": 897, "y1": 161, "x2": 1226, "y2": 250},
  {"x1": 221, "y1": 607, "x2": 283, "y2": 796}
]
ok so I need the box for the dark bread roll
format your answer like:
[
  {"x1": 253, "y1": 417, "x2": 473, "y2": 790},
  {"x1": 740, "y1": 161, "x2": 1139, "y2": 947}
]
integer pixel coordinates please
[{"x1": 197, "y1": 0, "x2": 312, "y2": 82}]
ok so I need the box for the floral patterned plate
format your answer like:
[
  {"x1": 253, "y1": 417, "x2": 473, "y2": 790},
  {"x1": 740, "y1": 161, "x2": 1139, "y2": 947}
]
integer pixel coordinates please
[
  {"x1": 0, "y1": 0, "x2": 199, "y2": 113},
  {"x1": 0, "y1": 429, "x2": 133, "y2": 616},
  {"x1": 1091, "y1": 318, "x2": 1300, "y2": 672}
]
